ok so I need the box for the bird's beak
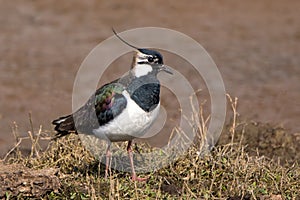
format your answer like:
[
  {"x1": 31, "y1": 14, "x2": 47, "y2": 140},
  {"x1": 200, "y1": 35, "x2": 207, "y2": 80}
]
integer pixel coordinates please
[{"x1": 160, "y1": 64, "x2": 173, "y2": 75}]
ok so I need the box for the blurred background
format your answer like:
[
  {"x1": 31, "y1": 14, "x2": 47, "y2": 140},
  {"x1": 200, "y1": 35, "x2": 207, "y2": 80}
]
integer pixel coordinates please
[{"x1": 0, "y1": 0, "x2": 299, "y2": 156}]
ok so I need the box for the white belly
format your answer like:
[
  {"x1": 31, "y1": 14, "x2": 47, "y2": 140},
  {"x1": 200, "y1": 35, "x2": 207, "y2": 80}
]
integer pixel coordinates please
[{"x1": 93, "y1": 91, "x2": 160, "y2": 142}]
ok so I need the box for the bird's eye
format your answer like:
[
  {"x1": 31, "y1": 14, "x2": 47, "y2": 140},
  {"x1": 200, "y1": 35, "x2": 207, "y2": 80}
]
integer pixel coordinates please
[{"x1": 147, "y1": 57, "x2": 154, "y2": 63}]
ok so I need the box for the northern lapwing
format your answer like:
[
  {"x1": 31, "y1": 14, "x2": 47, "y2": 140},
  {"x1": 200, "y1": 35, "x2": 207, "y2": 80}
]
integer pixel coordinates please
[{"x1": 52, "y1": 30, "x2": 173, "y2": 181}]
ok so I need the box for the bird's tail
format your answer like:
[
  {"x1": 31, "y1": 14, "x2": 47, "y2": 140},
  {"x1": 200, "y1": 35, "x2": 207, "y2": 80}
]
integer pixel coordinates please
[{"x1": 52, "y1": 115, "x2": 76, "y2": 139}]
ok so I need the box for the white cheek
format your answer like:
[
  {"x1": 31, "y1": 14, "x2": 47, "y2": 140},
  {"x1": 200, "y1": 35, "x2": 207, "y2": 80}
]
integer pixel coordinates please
[{"x1": 134, "y1": 64, "x2": 153, "y2": 77}]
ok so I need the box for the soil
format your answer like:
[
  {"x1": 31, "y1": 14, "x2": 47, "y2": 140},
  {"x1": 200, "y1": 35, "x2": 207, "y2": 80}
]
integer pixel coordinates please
[
  {"x1": 0, "y1": 163, "x2": 59, "y2": 198},
  {"x1": 0, "y1": 1, "x2": 299, "y2": 157}
]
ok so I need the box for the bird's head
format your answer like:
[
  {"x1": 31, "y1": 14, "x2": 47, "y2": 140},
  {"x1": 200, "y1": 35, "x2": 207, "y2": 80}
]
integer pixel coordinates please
[
  {"x1": 113, "y1": 29, "x2": 173, "y2": 78},
  {"x1": 131, "y1": 48, "x2": 173, "y2": 77}
]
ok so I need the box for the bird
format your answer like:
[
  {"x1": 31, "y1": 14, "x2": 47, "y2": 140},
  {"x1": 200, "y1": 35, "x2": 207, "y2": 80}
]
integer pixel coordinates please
[{"x1": 52, "y1": 29, "x2": 173, "y2": 181}]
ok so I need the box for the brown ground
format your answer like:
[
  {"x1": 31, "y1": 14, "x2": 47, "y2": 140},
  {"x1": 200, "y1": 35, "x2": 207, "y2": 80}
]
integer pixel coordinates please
[
  {"x1": 0, "y1": 0, "x2": 300, "y2": 156},
  {"x1": 0, "y1": 163, "x2": 59, "y2": 197}
]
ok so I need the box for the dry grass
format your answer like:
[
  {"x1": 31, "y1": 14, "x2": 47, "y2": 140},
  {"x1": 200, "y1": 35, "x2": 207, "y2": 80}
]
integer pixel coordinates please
[{"x1": 1, "y1": 96, "x2": 300, "y2": 199}]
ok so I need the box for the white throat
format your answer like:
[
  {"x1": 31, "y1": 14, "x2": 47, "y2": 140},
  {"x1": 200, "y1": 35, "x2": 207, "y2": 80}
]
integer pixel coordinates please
[{"x1": 133, "y1": 64, "x2": 153, "y2": 77}]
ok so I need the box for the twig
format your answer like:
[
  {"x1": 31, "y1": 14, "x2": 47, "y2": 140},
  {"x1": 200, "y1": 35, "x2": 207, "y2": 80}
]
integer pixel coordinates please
[{"x1": 1, "y1": 137, "x2": 24, "y2": 162}]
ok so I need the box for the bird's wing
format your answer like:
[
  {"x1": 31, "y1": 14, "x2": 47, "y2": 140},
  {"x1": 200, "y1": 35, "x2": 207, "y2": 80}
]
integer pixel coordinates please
[
  {"x1": 71, "y1": 82, "x2": 127, "y2": 134},
  {"x1": 94, "y1": 82, "x2": 127, "y2": 126}
]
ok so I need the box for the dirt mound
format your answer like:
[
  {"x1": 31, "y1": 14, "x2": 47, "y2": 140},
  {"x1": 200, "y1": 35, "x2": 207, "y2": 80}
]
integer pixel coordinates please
[{"x1": 0, "y1": 163, "x2": 59, "y2": 198}]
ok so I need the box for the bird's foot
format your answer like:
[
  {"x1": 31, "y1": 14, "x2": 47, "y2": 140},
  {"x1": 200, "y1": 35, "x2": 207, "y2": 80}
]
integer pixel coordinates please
[{"x1": 131, "y1": 174, "x2": 148, "y2": 182}]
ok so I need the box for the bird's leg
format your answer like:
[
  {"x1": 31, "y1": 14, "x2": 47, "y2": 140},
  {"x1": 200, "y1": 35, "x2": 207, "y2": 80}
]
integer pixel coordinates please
[
  {"x1": 127, "y1": 141, "x2": 147, "y2": 181},
  {"x1": 105, "y1": 143, "x2": 111, "y2": 179}
]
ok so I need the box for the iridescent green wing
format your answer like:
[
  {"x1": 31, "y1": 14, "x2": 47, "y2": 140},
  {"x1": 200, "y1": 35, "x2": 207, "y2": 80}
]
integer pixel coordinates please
[{"x1": 94, "y1": 82, "x2": 127, "y2": 126}]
